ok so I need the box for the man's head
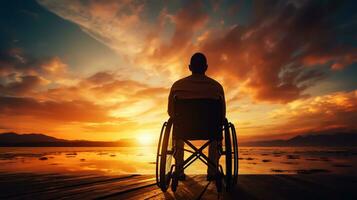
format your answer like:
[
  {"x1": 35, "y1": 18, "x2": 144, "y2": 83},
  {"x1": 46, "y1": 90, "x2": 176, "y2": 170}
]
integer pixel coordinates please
[{"x1": 189, "y1": 52, "x2": 207, "y2": 74}]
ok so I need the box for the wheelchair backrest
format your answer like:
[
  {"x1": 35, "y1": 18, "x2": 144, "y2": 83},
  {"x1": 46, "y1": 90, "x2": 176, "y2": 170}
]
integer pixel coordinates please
[{"x1": 173, "y1": 97, "x2": 223, "y2": 140}]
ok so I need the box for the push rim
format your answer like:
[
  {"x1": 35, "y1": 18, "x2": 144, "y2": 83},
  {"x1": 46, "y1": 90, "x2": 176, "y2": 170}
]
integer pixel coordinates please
[{"x1": 230, "y1": 123, "x2": 239, "y2": 185}]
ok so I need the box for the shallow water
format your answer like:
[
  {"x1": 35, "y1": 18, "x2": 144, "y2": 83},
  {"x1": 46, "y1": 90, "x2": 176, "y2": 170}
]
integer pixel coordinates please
[{"x1": 0, "y1": 146, "x2": 356, "y2": 175}]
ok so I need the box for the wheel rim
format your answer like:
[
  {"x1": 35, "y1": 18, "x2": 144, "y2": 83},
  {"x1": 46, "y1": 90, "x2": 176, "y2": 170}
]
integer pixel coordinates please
[{"x1": 159, "y1": 119, "x2": 174, "y2": 190}]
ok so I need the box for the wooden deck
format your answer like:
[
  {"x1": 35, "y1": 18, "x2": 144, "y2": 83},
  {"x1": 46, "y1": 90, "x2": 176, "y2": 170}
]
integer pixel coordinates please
[{"x1": 0, "y1": 172, "x2": 356, "y2": 199}]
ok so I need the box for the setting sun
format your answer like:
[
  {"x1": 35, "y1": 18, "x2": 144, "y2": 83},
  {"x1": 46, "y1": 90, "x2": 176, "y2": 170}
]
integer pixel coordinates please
[{"x1": 137, "y1": 133, "x2": 154, "y2": 146}]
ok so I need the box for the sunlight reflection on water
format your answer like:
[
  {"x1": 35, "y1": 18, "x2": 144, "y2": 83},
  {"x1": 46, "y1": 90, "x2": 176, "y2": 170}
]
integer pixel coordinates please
[{"x1": 0, "y1": 147, "x2": 356, "y2": 175}]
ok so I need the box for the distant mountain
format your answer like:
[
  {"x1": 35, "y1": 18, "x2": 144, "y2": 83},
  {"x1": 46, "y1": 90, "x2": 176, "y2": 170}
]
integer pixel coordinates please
[
  {"x1": 0, "y1": 132, "x2": 66, "y2": 143},
  {"x1": 241, "y1": 132, "x2": 357, "y2": 147},
  {"x1": 2, "y1": 131, "x2": 357, "y2": 147},
  {"x1": 0, "y1": 132, "x2": 136, "y2": 147}
]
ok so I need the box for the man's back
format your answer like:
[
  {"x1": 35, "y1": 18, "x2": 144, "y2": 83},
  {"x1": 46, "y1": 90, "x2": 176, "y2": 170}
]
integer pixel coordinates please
[{"x1": 168, "y1": 74, "x2": 226, "y2": 117}]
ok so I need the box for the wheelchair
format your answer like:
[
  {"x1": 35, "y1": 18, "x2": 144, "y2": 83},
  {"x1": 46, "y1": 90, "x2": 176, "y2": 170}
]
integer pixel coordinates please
[{"x1": 156, "y1": 97, "x2": 238, "y2": 192}]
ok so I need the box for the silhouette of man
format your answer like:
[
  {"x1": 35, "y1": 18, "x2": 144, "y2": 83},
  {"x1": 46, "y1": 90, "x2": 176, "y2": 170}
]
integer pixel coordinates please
[{"x1": 168, "y1": 52, "x2": 226, "y2": 180}]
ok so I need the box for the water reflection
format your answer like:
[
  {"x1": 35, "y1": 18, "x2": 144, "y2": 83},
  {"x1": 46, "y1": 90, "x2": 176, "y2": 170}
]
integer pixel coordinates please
[{"x1": 0, "y1": 147, "x2": 356, "y2": 175}]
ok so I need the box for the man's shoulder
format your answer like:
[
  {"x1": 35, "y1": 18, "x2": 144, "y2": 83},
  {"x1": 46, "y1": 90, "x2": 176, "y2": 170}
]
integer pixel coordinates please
[
  {"x1": 172, "y1": 75, "x2": 223, "y2": 86},
  {"x1": 205, "y1": 76, "x2": 223, "y2": 89},
  {"x1": 172, "y1": 75, "x2": 191, "y2": 86}
]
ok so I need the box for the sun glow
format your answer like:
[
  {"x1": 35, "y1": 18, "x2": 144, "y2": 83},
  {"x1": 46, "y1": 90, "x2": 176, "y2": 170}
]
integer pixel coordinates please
[{"x1": 137, "y1": 133, "x2": 154, "y2": 146}]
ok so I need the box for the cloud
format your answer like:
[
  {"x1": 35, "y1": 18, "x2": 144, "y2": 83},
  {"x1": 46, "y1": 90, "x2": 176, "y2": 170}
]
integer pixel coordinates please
[
  {"x1": 269, "y1": 90, "x2": 357, "y2": 135},
  {"x1": 0, "y1": 65, "x2": 169, "y2": 140},
  {"x1": 39, "y1": 0, "x2": 357, "y2": 103},
  {"x1": 85, "y1": 71, "x2": 116, "y2": 85},
  {"x1": 199, "y1": 0, "x2": 356, "y2": 103},
  {"x1": 0, "y1": 48, "x2": 71, "y2": 96},
  {"x1": 302, "y1": 51, "x2": 357, "y2": 70},
  {"x1": 38, "y1": 0, "x2": 211, "y2": 82},
  {"x1": 0, "y1": 62, "x2": 169, "y2": 135},
  {"x1": 40, "y1": 57, "x2": 67, "y2": 76},
  {"x1": 146, "y1": 1, "x2": 208, "y2": 60},
  {"x1": 0, "y1": 47, "x2": 168, "y2": 126},
  {"x1": 140, "y1": 1, "x2": 210, "y2": 79},
  {"x1": 0, "y1": 48, "x2": 67, "y2": 77},
  {"x1": 234, "y1": 90, "x2": 357, "y2": 141},
  {"x1": 0, "y1": 75, "x2": 47, "y2": 96},
  {"x1": 0, "y1": 96, "x2": 114, "y2": 123},
  {"x1": 38, "y1": 0, "x2": 148, "y2": 56}
]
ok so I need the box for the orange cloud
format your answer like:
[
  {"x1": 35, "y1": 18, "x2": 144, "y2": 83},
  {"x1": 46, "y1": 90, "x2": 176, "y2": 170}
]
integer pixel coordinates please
[
  {"x1": 198, "y1": 0, "x2": 357, "y2": 103},
  {"x1": 267, "y1": 90, "x2": 357, "y2": 136},
  {"x1": 148, "y1": 1, "x2": 208, "y2": 60},
  {"x1": 0, "y1": 96, "x2": 114, "y2": 123},
  {"x1": 40, "y1": 56, "x2": 67, "y2": 76},
  {"x1": 0, "y1": 49, "x2": 67, "y2": 77},
  {"x1": 303, "y1": 51, "x2": 357, "y2": 70},
  {"x1": 0, "y1": 67, "x2": 169, "y2": 140},
  {"x1": 233, "y1": 90, "x2": 357, "y2": 142}
]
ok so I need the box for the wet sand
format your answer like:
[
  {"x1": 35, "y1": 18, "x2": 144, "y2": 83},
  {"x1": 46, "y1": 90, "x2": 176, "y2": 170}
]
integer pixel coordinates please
[{"x1": 1, "y1": 147, "x2": 356, "y2": 175}]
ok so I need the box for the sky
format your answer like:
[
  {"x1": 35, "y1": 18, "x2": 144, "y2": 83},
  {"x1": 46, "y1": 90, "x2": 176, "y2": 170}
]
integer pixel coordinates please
[{"x1": 0, "y1": 0, "x2": 356, "y2": 142}]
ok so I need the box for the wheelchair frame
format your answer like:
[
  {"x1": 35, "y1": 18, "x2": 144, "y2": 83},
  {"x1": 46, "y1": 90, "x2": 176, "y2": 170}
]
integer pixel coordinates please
[{"x1": 156, "y1": 117, "x2": 238, "y2": 192}]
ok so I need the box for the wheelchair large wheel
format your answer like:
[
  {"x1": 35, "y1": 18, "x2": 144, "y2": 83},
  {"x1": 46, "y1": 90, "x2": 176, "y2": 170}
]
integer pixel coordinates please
[
  {"x1": 223, "y1": 119, "x2": 233, "y2": 191},
  {"x1": 156, "y1": 122, "x2": 166, "y2": 188},
  {"x1": 156, "y1": 119, "x2": 174, "y2": 192},
  {"x1": 220, "y1": 121, "x2": 239, "y2": 191}
]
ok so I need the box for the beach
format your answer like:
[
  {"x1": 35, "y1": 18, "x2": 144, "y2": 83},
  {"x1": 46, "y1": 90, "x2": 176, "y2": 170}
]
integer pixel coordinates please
[{"x1": 1, "y1": 146, "x2": 356, "y2": 199}]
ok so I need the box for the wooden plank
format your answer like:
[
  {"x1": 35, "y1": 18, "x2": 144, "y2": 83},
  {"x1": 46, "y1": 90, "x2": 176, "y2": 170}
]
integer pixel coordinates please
[
  {"x1": 105, "y1": 175, "x2": 202, "y2": 200},
  {"x1": 0, "y1": 173, "x2": 103, "y2": 198},
  {"x1": 122, "y1": 175, "x2": 211, "y2": 200},
  {"x1": 0, "y1": 173, "x2": 137, "y2": 199},
  {"x1": 63, "y1": 176, "x2": 156, "y2": 199},
  {"x1": 35, "y1": 175, "x2": 156, "y2": 199},
  {"x1": 0, "y1": 173, "x2": 356, "y2": 200},
  {"x1": 95, "y1": 182, "x2": 157, "y2": 200},
  {"x1": 0, "y1": 172, "x2": 98, "y2": 185},
  {"x1": 283, "y1": 175, "x2": 357, "y2": 200},
  {"x1": 221, "y1": 175, "x2": 357, "y2": 200},
  {"x1": 0, "y1": 172, "x2": 64, "y2": 182},
  {"x1": 199, "y1": 181, "x2": 222, "y2": 200}
]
